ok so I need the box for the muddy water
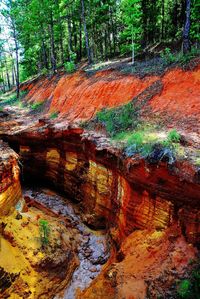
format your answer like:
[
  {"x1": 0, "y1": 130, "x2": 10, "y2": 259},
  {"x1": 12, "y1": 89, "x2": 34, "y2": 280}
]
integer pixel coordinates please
[{"x1": 23, "y1": 187, "x2": 110, "y2": 299}]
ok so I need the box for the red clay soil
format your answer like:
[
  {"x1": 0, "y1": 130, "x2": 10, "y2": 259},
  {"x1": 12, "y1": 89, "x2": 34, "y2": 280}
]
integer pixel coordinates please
[
  {"x1": 21, "y1": 64, "x2": 200, "y2": 132},
  {"x1": 150, "y1": 66, "x2": 200, "y2": 129}
]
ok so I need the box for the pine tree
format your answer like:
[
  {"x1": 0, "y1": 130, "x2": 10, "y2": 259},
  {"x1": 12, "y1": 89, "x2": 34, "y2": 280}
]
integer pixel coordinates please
[{"x1": 121, "y1": 0, "x2": 142, "y2": 64}]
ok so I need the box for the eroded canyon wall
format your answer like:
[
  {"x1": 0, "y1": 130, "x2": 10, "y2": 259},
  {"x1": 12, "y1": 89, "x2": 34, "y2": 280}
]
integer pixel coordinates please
[
  {"x1": 5, "y1": 125, "x2": 200, "y2": 246},
  {"x1": 0, "y1": 142, "x2": 22, "y2": 215}
]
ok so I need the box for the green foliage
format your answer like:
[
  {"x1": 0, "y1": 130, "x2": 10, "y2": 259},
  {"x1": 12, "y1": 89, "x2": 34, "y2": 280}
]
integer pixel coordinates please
[
  {"x1": 0, "y1": 90, "x2": 29, "y2": 110},
  {"x1": 64, "y1": 61, "x2": 76, "y2": 73},
  {"x1": 19, "y1": 65, "x2": 31, "y2": 82},
  {"x1": 178, "y1": 280, "x2": 191, "y2": 298},
  {"x1": 123, "y1": 128, "x2": 181, "y2": 164},
  {"x1": 161, "y1": 47, "x2": 200, "y2": 66},
  {"x1": 39, "y1": 219, "x2": 50, "y2": 247},
  {"x1": 173, "y1": 263, "x2": 200, "y2": 299},
  {"x1": 162, "y1": 129, "x2": 181, "y2": 148},
  {"x1": 167, "y1": 129, "x2": 181, "y2": 143},
  {"x1": 69, "y1": 51, "x2": 77, "y2": 61},
  {"x1": 178, "y1": 47, "x2": 200, "y2": 64},
  {"x1": 191, "y1": 0, "x2": 200, "y2": 42},
  {"x1": 50, "y1": 111, "x2": 59, "y2": 119},
  {"x1": 125, "y1": 131, "x2": 155, "y2": 158},
  {"x1": 0, "y1": 95, "x2": 18, "y2": 107},
  {"x1": 64, "y1": 51, "x2": 76, "y2": 73},
  {"x1": 30, "y1": 102, "x2": 44, "y2": 111},
  {"x1": 96, "y1": 102, "x2": 139, "y2": 137},
  {"x1": 127, "y1": 132, "x2": 144, "y2": 147},
  {"x1": 120, "y1": 0, "x2": 142, "y2": 57},
  {"x1": 1, "y1": 0, "x2": 199, "y2": 81},
  {"x1": 41, "y1": 68, "x2": 48, "y2": 76},
  {"x1": 160, "y1": 48, "x2": 176, "y2": 64}
]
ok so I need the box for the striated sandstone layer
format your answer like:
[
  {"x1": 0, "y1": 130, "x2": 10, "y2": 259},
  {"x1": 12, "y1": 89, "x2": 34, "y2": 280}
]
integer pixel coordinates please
[
  {"x1": 0, "y1": 141, "x2": 22, "y2": 215},
  {"x1": 4, "y1": 123, "x2": 200, "y2": 246},
  {"x1": 0, "y1": 138, "x2": 78, "y2": 298}
]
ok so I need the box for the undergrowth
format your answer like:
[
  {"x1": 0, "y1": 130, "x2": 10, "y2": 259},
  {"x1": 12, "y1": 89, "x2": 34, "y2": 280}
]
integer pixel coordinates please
[
  {"x1": 124, "y1": 129, "x2": 181, "y2": 164},
  {"x1": 176, "y1": 265, "x2": 200, "y2": 299},
  {"x1": 50, "y1": 111, "x2": 59, "y2": 119},
  {"x1": 39, "y1": 219, "x2": 50, "y2": 247},
  {"x1": 0, "y1": 90, "x2": 28, "y2": 108},
  {"x1": 86, "y1": 99, "x2": 183, "y2": 164},
  {"x1": 96, "y1": 102, "x2": 139, "y2": 137},
  {"x1": 160, "y1": 47, "x2": 200, "y2": 66},
  {"x1": 30, "y1": 102, "x2": 44, "y2": 111}
]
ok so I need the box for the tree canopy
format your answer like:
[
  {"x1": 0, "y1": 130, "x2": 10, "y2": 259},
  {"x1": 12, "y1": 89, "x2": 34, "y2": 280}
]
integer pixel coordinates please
[{"x1": 0, "y1": 0, "x2": 199, "y2": 94}]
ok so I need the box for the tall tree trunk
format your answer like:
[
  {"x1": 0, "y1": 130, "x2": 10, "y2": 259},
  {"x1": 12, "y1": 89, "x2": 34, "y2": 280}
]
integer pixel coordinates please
[
  {"x1": 59, "y1": 26, "x2": 64, "y2": 65},
  {"x1": 183, "y1": 0, "x2": 191, "y2": 53},
  {"x1": 12, "y1": 64, "x2": 15, "y2": 86},
  {"x1": 172, "y1": 0, "x2": 178, "y2": 39},
  {"x1": 79, "y1": 18, "x2": 82, "y2": 60},
  {"x1": 161, "y1": 0, "x2": 165, "y2": 40},
  {"x1": 49, "y1": 11, "x2": 56, "y2": 73},
  {"x1": 73, "y1": 20, "x2": 78, "y2": 51},
  {"x1": 132, "y1": 27, "x2": 135, "y2": 65},
  {"x1": 104, "y1": 29, "x2": 108, "y2": 60},
  {"x1": 10, "y1": 53, "x2": 16, "y2": 86},
  {"x1": 67, "y1": 14, "x2": 73, "y2": 57},
  {"x1": 42, "y1": 39, "x2": 49, "y2": 69},
  {"x1": 15, "y1": 46, "x2": 20, "y2": 98},
  {"x1": 110, "y1": 7, "x2": 116, "y2": 56},
  {"x1": 0, "y1": 66, "x2": 6, "y2": 92},
  {"x1": 12, "y1": 21, "x2": 20, "y2": 98},
  {"x1": 5, "y1": 64, "x2": 11, "y2": 90},
  {"x1": 81, "y1": 0, "x2": 92, "y2": 64},
  {"x1": 141, "y1": 0, "x2": 148, "y2": 47},
  {"x1": 1, "y1": 71, "x2": 6, "y2": 93}
]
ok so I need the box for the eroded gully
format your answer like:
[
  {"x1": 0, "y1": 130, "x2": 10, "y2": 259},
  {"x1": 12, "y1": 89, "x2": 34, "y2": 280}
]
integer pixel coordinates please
[{"x1": 22, "y1": 186, "x2": 111, "y2": 299}]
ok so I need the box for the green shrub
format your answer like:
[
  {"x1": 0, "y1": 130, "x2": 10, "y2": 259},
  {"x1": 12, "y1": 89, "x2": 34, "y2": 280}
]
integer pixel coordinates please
[
  {"x1": 41, "y1": 68, "x2": 48, "y2": 75},
  {"x1": 125, "y1": 131, "x2": 156, "y2": 158},
  {"x1": 162, "y1": 129, "x2": 181, "y2": 149},
  {"x1": 127, "y1": 132, "x2": 144, "y2": 147},
  {"x1": 19, "y1": 90, "x2": 28, "y2": 98},
  {"x1": 96, "y1": 102, "x2": 139, "y2": 137},
  {"x1": 177, "y1": 280, "x2": 191, "y2": 298},
  {"x1": 160, "y1": 47, "x2": 200, "y2": 66},
  {"x1": 30, "y1": 102, "x2": 44, "y2": 111},
  {"x1": 179, "y1": 47, "x2": 200, "y2": 65},
  {"x1": 39, "y1": 219, "x2": 50, "y2": 247},
  {"x1": 50, "y1": 111, "x2": 58, "y2": 119},
  {"x1": 160, "y1": 48, "x2": 176, "y2": 64},
  {"x1": 167, "y1": 129, "x2": 181, "y2": 143},
  {"x1": 64, "y1": 61, "x2": 76, "y2": 73},
  {"x1": 69, "y1": 51, "x2": 77, "y2": 61}
]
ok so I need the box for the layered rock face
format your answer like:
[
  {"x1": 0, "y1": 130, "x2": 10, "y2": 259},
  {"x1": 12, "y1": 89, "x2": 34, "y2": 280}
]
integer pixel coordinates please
[
  {"x1": 1, "y1": 62, "x2": 200, "y2": 298},
  {"x1": 3, "y1": 122, "x2": 199, "y2": 298},
  {"x1": 0, "y1": 141, "x2": 21, "y2": 215},
  {"x1": 0, "y1": 138, "x2": 78, "y2": 298},
  {"x1": 5, "y1": 124, "x2": 200, "y2": 247}
]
